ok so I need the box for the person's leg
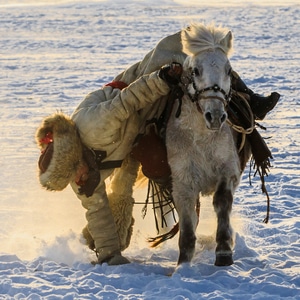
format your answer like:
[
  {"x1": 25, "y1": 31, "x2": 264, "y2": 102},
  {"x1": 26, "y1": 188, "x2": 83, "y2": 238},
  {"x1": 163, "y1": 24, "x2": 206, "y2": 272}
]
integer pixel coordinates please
[
  {"x1": 108, "y1": 155, "x2": 140, "y2": 251},
  {"x1": 231, "y1": 71, "x2": 280, "y2": 120}
]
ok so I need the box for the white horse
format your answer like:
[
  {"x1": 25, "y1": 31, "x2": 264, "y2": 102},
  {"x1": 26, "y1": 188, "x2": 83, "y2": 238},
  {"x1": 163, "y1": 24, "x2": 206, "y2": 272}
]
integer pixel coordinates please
[{"x1": 165, "y1": 23, "x2": 251, "y2": 266}]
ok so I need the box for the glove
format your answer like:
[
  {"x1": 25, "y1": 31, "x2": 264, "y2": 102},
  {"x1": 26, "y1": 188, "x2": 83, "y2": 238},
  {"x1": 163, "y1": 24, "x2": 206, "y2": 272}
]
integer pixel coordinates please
[
  {"x1": 159, "y1": 62, "x2": 183, "y2": 87},
  {"x1": 78, "y1": 168, "x2": 100, "y2": 198},
  {"x1": 77, "y1": 146, "x2": 101, "y2": 197}
]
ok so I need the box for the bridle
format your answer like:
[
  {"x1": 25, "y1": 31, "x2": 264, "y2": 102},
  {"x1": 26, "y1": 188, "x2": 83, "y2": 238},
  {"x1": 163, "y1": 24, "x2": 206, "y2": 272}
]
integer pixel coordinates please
[
  {"x1": 184, "y1": 70, "x2": 232, "y2": 113},
  {"x1": 168, "y1": 69, "x2": 232, "y2": 120}
]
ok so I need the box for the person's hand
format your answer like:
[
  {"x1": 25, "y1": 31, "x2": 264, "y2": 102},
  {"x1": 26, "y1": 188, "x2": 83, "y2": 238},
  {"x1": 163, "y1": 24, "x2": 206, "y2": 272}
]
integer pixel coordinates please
[
  {"x1": 159, "y1": 62, "x2": 183, "y2": 86},
  {"x1": 78, "y1": 169, "x2": 100, "y2": 198}
]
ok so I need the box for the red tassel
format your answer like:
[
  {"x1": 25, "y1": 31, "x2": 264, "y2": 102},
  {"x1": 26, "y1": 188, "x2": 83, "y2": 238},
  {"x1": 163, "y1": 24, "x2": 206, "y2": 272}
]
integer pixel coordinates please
[
  {"x1": 105, "y1": 81, "x2": 128, "y2": 90},
  {"x1": 40, "y1": 132, "x2": 53, "y2": 145}
]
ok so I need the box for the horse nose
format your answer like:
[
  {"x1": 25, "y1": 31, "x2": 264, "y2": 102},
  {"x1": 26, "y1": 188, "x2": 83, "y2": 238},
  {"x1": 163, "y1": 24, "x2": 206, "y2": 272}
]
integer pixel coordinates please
[
  {"x1": 205, "y1": 112, "x2": 227, "y2": 123},
  {"x1": 205, "y1": 111, "x2": 227, "y2": 129},
  {"x1": 205, "y1": 112, "x2": 213, "y2": 123},
  {"x1": 220, "y1": 113, "x2": 227, "y2": 123}
]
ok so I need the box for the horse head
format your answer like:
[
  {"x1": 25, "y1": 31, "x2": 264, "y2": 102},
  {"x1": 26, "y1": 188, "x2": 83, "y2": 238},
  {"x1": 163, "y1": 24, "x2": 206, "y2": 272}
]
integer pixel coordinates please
[{"x1": 181, "y1": 23, "x2": 233, "y2": 131}]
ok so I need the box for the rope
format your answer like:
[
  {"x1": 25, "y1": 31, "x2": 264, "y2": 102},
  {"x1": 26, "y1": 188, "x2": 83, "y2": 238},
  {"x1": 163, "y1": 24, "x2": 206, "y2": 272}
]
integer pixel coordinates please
[{"x1": 226, "y1": 93, "x2": 255, "y2": 152}]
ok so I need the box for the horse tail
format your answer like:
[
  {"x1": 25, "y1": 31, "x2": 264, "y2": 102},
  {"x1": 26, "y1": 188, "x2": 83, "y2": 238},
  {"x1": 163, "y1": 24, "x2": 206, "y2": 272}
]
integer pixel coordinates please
[{"x1": 147, "y1": 223, "x2": 179, "y2": 247}]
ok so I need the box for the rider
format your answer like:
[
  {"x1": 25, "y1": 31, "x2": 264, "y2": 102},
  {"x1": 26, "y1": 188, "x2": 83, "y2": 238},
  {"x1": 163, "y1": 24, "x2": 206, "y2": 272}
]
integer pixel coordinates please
[
  {"x1": 36, "y1": 63, "x2": 183, "y2": 265},
  {"x1": 36, "y1": 26, "x2": 280, "y2": 265}
]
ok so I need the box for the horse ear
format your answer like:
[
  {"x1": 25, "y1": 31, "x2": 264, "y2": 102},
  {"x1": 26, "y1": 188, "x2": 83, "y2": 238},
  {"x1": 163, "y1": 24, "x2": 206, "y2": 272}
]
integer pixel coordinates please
[{"x1": 220, "y1": 31, "x2": 233, "y2": 54}]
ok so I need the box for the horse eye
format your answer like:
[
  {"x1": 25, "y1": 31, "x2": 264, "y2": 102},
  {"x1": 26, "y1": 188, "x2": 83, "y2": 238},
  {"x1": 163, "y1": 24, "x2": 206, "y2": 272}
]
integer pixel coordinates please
[{"x1": 193, "y1": 67, "x2": 201, "y2": 76}]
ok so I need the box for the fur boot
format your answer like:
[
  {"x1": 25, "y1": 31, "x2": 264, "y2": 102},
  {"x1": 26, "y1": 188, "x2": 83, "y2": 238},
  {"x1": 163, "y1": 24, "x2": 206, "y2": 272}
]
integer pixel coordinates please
[{"x1": 108, "y1": 155, "x2": 140, "y2": 251}]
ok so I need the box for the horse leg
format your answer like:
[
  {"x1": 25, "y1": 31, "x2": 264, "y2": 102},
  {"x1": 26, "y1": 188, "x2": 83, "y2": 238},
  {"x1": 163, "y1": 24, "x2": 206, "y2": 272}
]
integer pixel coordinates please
[
  {"x1": 173, "y1": 186, "x2": 199, "y2": 265},
  {"x1": 213, "y1": 180, "x2": 234, "y2": 266}
]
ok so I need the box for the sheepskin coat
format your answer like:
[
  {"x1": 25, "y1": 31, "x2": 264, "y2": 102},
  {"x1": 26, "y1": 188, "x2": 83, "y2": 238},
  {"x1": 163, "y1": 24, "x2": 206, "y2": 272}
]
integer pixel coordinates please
[
  {"x1": 114, "y1": 31, "x2": 186, "y2": 85},
  {"x1": 70, "y1": 71, "x2": 171, "y2": 262},
  {"x1": 70, "y1": 31, "x2": 186, "y2": 263}
]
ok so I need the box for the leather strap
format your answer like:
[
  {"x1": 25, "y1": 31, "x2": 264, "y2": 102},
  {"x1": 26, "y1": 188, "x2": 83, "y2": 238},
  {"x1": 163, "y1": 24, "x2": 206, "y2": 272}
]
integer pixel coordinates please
[
  {"x1": 78, "y1": 146, "x2": 123, "y2": 197},
  {"x1": 91, "y1": 149, "x2": 123, "y2": 170}
]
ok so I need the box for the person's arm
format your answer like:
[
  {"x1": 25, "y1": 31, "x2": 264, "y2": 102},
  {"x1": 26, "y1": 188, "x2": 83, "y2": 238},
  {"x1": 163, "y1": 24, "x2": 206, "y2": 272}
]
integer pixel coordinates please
[
  {"x1": 72, "y1": 71, "x2": 168, "y2": 128},
  {"x1": 106, "y1": 71, "x2": 170, "y2": 123},
  {"x1": 72, "y1": 63, "x2": 182, "y2": 145}
]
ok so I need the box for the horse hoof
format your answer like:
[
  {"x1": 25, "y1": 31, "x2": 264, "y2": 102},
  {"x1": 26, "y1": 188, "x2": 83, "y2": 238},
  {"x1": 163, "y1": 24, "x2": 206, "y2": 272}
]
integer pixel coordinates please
[{"x1": 215, "y1": 254, "x2": 233, "y2": 266}]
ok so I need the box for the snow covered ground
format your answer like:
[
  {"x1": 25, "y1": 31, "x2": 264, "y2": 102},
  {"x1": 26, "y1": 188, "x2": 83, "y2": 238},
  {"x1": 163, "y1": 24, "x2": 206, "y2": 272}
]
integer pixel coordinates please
[{"x1": 0, "y1": 0, "x2": 299, "y2": 299}]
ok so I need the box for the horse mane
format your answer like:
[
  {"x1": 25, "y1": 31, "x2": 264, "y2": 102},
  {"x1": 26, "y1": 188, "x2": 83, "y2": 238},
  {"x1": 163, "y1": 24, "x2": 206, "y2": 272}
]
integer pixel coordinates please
[{"x1": 181, "y1": 23, "x2": 233, "y2": 56}]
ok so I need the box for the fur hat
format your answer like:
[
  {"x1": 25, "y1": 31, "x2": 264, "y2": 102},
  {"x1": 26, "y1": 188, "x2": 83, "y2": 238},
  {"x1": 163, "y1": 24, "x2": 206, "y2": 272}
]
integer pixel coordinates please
[{"x1": 36, "y1": 112, "x2": 83, "y2": 191}]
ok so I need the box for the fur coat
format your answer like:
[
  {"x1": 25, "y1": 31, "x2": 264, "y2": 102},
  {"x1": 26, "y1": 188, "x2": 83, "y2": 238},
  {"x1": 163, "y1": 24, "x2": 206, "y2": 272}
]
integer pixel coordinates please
[
  {"x1": 74, "y1": 31, "x2": 188, "y2": 264},
  {"x1": 36, "y1": 31, "x2": 187, "y2": 264},
  {"x1": 70, "y1": 70, "x2": 172, "y2": 263}
]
